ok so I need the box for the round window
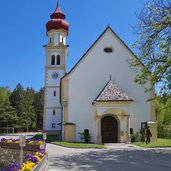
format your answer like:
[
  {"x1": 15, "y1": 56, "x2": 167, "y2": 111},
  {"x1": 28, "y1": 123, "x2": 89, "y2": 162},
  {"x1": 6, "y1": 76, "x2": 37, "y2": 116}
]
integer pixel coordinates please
[{"x1": 104, "y1": 47, "x2": 113, "y2": 53}]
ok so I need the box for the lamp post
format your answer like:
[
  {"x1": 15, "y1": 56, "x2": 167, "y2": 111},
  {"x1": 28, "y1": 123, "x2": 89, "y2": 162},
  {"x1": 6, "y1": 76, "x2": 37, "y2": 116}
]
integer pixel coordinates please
[
  {"x1": 19, "y1": 135, "x2": 25, "y2": 168},
  {"x1": 43, "y1": 132, "x2": 47, "y2": 152}
]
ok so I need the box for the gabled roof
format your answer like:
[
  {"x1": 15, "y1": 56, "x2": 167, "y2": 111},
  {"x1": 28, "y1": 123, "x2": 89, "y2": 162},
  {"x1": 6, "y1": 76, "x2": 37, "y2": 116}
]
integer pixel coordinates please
[
  {"x1": 62, "y1": 26, "x2": 146, "y2": 79},
  {"x1": 93, "y1": 80, "x2": 133, "y2": 103}
]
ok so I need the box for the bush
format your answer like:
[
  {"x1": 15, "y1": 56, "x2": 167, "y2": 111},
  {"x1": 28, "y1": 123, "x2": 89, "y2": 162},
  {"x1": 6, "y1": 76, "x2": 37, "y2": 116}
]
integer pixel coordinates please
[
  {"x1": 131, "y1": 132, "x2": 140, "y2": 142},
  {"x1": 131, "y1": 129, "x2": 145, "y2": 142},
  {"x1": 79, "y1": 129, "x2": 92, "y2": 143},
  {"x1": 158, "y1": 124, "x2": 171, "y2": 139},
  {"x1": 139, "y1": 128, "x2": 145, "y2": 142}
]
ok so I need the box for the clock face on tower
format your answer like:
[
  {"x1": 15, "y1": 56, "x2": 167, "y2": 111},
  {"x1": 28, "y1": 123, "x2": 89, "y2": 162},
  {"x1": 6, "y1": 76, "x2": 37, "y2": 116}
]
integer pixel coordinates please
[{"x1": 51, "y1": 72, "x2": 59, "y2": 79}]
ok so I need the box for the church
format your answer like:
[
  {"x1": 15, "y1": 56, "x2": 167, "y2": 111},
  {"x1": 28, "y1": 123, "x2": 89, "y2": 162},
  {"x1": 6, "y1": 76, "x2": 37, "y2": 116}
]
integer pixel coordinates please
[{"x1": 43, "y1": 1, "x2": 157, "y2": 143}]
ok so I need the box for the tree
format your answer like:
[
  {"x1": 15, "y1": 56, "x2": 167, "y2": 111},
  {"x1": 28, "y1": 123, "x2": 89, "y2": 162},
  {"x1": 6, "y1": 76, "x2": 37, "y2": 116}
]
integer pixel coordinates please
[
  {"x1": 33, "y1": 88, "x2": 44, "y2": 130},
  {"x1": 0, "y1": 87, "x2": 18, "y2": 132},
  {"x1": 130, "y1": 0, "x2": 171, "y2": 100},
  {"x1": 156, "y1": 97, "x2": 171, "y2": 125},
  {"x1": 156, "y1": 97, "x2": 171, "y2": 138},
  {"x1": 9, "y1": 83, "x2": 25, "y2": 116},
  {"x1": 0, "y1": 87, "x2": 9, "y2": 108},
  {"x1": 9, "y1": 84, "x2": 35, "y2": 131},
  {"x1": 1, "y1": 84, "x2": 44, "y2": 132},
  {"x1": 0, "y1": 100, "x2": 18, "y2": 128},
  {"x1": 22, "y1": 87, "x2": 36, "y2": 131}
]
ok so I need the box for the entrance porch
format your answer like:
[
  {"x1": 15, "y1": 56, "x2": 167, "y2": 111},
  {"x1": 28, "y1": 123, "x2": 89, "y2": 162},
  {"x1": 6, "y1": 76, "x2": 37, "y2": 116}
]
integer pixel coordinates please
[{"x1": 94, "y1": 105, "x2": 131, "y2": 144}]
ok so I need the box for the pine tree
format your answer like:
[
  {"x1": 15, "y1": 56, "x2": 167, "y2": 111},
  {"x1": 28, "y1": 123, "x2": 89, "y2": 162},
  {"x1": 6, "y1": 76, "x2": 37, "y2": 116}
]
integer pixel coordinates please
[
  {"x1": 34, "y1": 88, "x2": 44, "y2": 130},
  {"x1": 0, "y1": 87, "x2": 9, "y2": 108},
  {"x1": 0, "y1": 100, "x2": 18, "y2": 129},
  {"x1": 9, "y1": 83, "x2": 25, "y2": 116},
  {"x1": 22, "y1": 87, "x2": 36, "y2": 131}
]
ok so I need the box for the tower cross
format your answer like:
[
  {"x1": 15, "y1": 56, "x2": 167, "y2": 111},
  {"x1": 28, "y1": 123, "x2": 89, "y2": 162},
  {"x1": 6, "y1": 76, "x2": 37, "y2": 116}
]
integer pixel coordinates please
[
  {"x1": 57, "y1": 0, "x2": 60, "y2": 7},
  {"x1": 110, "y1": 74, "x2": 112, "y2": 80}
]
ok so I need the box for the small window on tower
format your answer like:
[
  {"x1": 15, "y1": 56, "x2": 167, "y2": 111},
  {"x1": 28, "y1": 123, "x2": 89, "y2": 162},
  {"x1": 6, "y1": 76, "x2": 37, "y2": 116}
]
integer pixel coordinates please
[
  {"x1": 54, "y1": 91, "x2": 56, "y2": 96},
  {"x1": 52, "y1": 123, "x2": 56, "y2": 128},
  {"x1": 49, "y1": 37, "x2": 52, "y2": 44},
  {"x1": 61, "y1": 37, "x2": 64, "y2": 44},
  {"x1": 56, "y1": 55, "x2": 60, "y2": 65},
  {"x1": 51, "y1": 55, "x2": 55, "y2": 65},
  {"x1": 53, "y1": 110, "x2": 55, "y2": 115},
  {"x1": 60, "y1": 35, "x2": 63, "y2": 44}
]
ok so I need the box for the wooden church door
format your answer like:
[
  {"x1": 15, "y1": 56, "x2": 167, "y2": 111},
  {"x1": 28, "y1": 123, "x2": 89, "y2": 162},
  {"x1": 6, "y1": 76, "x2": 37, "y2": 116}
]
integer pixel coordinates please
[{"x1": 101, "y1": 116, "x2": 118, "y2": 143}]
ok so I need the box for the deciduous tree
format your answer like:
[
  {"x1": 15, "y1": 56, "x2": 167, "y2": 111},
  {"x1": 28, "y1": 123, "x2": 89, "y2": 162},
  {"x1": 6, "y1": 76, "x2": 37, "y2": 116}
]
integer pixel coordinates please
[{"x1": 130, "y1": 0, "x2": 171, "y2": 100}]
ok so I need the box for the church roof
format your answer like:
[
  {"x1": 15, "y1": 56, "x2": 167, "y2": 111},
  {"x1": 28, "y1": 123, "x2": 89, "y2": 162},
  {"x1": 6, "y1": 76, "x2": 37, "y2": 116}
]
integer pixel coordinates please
[
  {"x1": 62, "y1": 26, "x2": 148, "y2": 79},
  {"x1": 94, "y1": 80, "x2": 133, "y2": 102},
  {"x1": 46, "y1": 0, "x2": 69, "y2": 33}
]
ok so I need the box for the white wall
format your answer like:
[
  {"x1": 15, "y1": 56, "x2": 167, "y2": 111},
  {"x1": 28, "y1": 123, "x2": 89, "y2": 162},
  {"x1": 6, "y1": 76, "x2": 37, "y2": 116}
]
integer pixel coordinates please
[
  {"x1": 66, "y1": 29, "x2": 151, "y2": 142},
  {"x1": 44, "y1": 69, "x2": 64, "y2": 131},
  {"x1": 44, "y1": 109, "x2": 62, "y2": 131},
  {"x1": 45, "y1": 88, "x2": 60, "y2": 107}
]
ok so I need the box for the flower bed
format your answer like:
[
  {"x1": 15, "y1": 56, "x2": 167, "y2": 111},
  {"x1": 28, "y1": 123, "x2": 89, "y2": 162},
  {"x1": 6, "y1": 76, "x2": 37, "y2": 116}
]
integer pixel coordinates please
[
  {"x1": 0, "y1": 138, "x2": 44, "y2": 152},
  {"x1": 6, "y1": 149, "x2": 47, "y2": 171},
  {"x1": 0, "y1": 138, "x2": 43, "y2": 145},
  {"x1": 0, "y1": 138, "x2": 48, "y2": 171},
  {"x1": 30, "y1": 154, "x2": 48, "y2": 171}
]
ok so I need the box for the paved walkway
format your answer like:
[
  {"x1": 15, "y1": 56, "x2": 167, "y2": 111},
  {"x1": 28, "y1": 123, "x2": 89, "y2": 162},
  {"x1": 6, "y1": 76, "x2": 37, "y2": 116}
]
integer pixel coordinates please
[{"x1": 47, "y1": 143, "x2": 171, "y2": 171}]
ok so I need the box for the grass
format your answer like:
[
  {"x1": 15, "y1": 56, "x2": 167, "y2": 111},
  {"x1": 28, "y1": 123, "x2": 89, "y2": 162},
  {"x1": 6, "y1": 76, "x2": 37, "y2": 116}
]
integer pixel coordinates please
[
  {"x1": 51, "y1": 141, "x2": 105, "y2": 148},
  {"x1": 132, "y1": 138, "x2": 171, "y2": 148},
  {"x1": 32, "y1": 134, "x2": 105, "y2": 148},
  {"x1": 32, "y1": 134, "x2": 58, "y2": 143}
]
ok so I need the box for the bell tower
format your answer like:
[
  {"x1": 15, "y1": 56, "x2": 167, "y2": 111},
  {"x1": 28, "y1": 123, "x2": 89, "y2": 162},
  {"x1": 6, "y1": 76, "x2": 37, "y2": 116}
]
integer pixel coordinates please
[{"x1": 43, "y1": 0, "x2": 69, "y2": 136}]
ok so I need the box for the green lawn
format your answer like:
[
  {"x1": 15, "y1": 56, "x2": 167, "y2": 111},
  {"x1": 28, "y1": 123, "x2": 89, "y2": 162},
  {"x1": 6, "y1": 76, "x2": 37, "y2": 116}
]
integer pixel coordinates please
[
  {"x1": 51, "y1": 141, "x2": 105, "y2": 149},
  {"x1": 32, "y1": 134, "x2": 105, "y2": 148},
  {"x1": 132, "y1": 138, "x2": 171, "y2": 148},
  {"x1": 32, "y1": 134, "x2": 58, "y2": 143}
]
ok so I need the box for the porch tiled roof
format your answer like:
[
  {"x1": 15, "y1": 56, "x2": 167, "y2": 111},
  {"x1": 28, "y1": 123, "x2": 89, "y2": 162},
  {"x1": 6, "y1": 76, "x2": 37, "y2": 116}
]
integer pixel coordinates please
[{"x1": 94, "y1": 80, "x2": 133, "y2": 102}]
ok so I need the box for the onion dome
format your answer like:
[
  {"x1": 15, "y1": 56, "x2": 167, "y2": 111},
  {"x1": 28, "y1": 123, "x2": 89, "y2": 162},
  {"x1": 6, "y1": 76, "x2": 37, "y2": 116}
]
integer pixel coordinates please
[{"x1": 46, "y1": 0, "x2": 69, "y2": 33}]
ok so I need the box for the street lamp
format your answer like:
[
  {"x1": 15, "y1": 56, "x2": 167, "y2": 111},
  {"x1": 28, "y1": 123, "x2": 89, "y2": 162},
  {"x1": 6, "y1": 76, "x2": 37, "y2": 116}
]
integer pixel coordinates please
[{"x1": 19, "y1": 135, "x2": 26, "y2": 168}]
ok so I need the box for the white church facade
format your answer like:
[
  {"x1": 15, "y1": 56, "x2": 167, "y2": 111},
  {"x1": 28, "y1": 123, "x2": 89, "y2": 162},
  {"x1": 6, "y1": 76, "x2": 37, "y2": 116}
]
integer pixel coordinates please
[{"x1": 43, "y1": 1, "x2": 157, "y2": 143}]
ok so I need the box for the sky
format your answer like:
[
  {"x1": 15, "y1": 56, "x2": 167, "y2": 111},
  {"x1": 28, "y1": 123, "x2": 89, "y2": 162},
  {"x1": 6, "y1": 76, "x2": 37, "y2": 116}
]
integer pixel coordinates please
[{"x1": 0, "y1": 0, "x2": 147, "y2": 91}]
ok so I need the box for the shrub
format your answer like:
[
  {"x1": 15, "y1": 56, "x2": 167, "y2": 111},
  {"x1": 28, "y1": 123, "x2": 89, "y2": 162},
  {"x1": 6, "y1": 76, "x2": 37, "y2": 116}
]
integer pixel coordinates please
[
  {"x1": 158, "y1": 124, "x2": 171, "y2": 139},
  {"x1": 79, "y1": 129, "x2": 92, "y2": 143},
  {"x1": 131, "y1": 132, "x2": 140, "y2": 142},
  {"x1": 139, "y1": 128, "x2": 145, "y2": 142},
  {"x1": 131, "y1": 129, "x2": 145, "y2": 142}
]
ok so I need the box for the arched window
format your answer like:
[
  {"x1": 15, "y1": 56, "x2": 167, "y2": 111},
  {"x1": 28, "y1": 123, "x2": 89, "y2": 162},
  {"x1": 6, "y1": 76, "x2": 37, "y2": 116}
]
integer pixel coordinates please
[
  {"x1": 54, "y1": 91, "x2": 56, "y2": 96},
  {"x1": 56, "y1": 55, "x2": 60, "y2": 65},
  {"x1": 51, "y1": 55, "x2": 55, "y2": 65},
  {"x1": 61, "y1": 37, "x2": 64, "y2": 44},
  {"x1": 49, "y1": 37, "x2": 52, "y2": 44}
]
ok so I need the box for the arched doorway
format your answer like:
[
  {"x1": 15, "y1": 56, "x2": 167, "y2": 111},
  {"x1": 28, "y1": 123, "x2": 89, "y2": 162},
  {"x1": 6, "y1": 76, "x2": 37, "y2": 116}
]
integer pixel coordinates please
[{"x1": 101, "y1": 116, "x2": 118, "y2": 143}]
